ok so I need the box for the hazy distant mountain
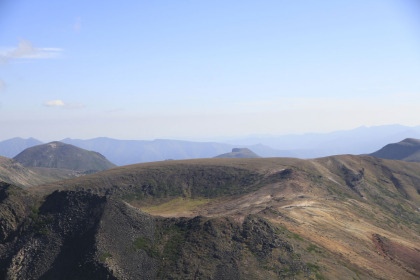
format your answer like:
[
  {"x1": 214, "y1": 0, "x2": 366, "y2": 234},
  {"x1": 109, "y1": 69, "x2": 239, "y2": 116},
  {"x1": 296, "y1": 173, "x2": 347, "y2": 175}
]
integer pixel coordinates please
[
  {"x1": 215, "y1": 148, "x2": 261, "y2": 158},
  {"x1": 369, "y1": 138, "x2": 420, "y2": 162},
  {"x1": 225, "y1": 124, "x2": 420, "y2": 158},
  {"x1": 0, "y1": 137, "x2": 43, "y2": 158},
  {"x1": 243, "y1": 144, "x2": 296, "y2": 158},
  {"x1": 61, "y1": 138, "x2": 295, "y2": 165},
  {"x1": 3, "y1": 124, "x2": 420, "y2": 164},
  {"x1": 14, "y1": 141, "x2": 116, "y2": 172},
  {"x1": 60, "y1": 138, "x2": 233, "y2": 165}
]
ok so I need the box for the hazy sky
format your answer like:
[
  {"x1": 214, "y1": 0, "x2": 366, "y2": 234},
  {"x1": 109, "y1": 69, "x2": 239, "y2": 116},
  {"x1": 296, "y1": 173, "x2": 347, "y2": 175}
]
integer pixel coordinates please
[{"x1": 1, "y1": 0, "x2": 420, "y2": 141}]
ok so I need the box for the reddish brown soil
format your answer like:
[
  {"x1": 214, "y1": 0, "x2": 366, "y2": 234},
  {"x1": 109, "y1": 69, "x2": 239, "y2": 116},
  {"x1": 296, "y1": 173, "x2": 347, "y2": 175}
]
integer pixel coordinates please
[{"x1": 372, "y1": 233, "x2": 420, "y2": 277}]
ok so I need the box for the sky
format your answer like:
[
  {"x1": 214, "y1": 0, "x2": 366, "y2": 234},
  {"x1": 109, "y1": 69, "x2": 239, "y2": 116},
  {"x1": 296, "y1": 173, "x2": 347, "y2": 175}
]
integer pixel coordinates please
[{"x1": 0, "y1": 0, "x2": 420, "y2": 141}]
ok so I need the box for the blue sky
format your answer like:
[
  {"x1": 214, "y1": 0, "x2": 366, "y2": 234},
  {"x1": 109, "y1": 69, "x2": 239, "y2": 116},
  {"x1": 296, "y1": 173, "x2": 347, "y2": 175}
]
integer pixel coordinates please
[{"x1": 1, "y1": 0, "x2": 420, "y2": 141}]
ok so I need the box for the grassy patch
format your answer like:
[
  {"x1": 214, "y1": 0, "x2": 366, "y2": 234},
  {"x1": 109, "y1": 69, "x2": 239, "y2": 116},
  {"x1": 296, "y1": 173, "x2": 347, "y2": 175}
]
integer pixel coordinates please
[
  {"x1": 133, "y1": 236, "x2": 160, "y2": 258},
  {"x1": 306, "y1": 244, "x2": 322, "y2": 254},
  {"x1": 121, "y1": 191, "x2": 143, "y2": 202},
  {"x1": 307, "y1": 263, "x2": 325, "y2": 280},
  {"x1": 29, "y1": 205, "x2": 40, "y2": 220},
  {"x1": 292, "y1": 233, "x2": 304, "y2": 241},
  {"x1": 141, "y1": 197, "x2": 211, "y2": 215},
  {"x1": 155, "y1": 224, "x2": 187, "y2": 278},
  {"x1": 28, "y1": 204, "x2": 53, "y2": 236},
  {"x1": 100, "y1": 252, "x2": 112, "y2": 262},
  {"x1": 162, "y1": 229, "x2": 185, "y2": 263}
]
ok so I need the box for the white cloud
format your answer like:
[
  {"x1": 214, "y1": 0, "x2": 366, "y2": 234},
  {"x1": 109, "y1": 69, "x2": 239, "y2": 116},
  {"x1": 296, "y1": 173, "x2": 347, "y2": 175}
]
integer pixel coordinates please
[
  {"x1": 0, "y1": 39, "x2": 63, "y2": 63},
  {"x1": 0, "y1": 78, "x2": 5, "y2": 90},
  {"x1": 43, "y1": 100, "x2": 83, "y2": 109},
  {"x1": 44, "y1": 100, "x2": 66, "y2": 107},
  {"x1": 74, "y1": 17, "x2": 82, "y2": 32}
]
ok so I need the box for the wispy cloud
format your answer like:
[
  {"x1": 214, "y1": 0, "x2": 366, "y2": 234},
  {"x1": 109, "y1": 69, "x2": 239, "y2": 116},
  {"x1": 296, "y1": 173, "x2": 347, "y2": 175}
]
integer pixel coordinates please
[
  {"x1": 44, "y1": 100, "x2": 66, "y2": 107},
  {"x1": 0, "y1": 39, "x2": 63, "y2": 63},
  {"x1": 43, "y1": 99, "x2": 84, "y2": 109},
  {"x1": 74, "y1": 17, "x2": 82, "y2": 32}
]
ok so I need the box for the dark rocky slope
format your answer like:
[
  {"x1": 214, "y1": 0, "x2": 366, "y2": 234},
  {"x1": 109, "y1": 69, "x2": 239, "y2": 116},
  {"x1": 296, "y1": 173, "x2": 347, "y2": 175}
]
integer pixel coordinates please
[{"x1": 0, "y1": 185, "x2": 315, "y2": 279}]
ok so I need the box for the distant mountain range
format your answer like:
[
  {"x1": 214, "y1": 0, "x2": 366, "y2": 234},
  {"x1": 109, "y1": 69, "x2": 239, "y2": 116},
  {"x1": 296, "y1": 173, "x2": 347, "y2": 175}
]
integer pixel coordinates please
[
  {"x1": 215, "y1": 148, "x2": 261, "y2": 158},
  {"x1": 2, "y1": 124, "x2": 420, "y2": 165},
  {"x1": 369, "y1": 138, "x2": 420, "y2": 162},
  {"x1": 60, "y1": 138, "x2": 291, "y2": 166},
  {"x1": 224, "y1": 124, "x2": 420, "y2": 157}
]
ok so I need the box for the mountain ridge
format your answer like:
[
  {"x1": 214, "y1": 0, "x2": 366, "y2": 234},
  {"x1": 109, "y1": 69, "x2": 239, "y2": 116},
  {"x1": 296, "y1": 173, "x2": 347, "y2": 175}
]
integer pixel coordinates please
[
  {"x1": 3, "y1": 124, "x2": 420, "y2": 164},
  {"x1": 2, "y1": 155, "x2": 420, "y2": 279}
]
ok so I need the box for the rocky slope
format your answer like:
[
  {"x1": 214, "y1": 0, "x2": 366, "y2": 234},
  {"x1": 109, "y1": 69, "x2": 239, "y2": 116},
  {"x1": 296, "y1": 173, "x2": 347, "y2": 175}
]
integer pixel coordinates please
[
  {"x1": 0, "y1": 186, "x2": 314, "y2": 279},
  {"x1": 14, "y1": 141, "x2": 116, "y2": 172},
  {"x1": 1, "y1": 155, "x2": 420, "y2": 279},
  {"x1": 370, "y1": 138, "x2": 420, "y2": 162},
  {"x1": 0, "y1": 156, "x2": 86, "y2": 188}
]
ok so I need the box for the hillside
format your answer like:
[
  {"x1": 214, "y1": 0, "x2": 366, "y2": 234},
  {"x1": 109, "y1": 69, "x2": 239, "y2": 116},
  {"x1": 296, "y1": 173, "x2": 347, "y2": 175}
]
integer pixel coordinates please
[
  {"x1": 14, "y1": 141, "x2": 116, "y2": 172},
  {"x1": 214, "y1": 148, "x2": 261, "y2": 158},
  {"x1": 0, "y1": 156, "x2": 85, "y2": 188},
  {"x1": 370, "y1": 138, "x2": 420, "y2": 162},
  {"x1": 11, "y1": 155, "x2": 419, "y2": 279}
]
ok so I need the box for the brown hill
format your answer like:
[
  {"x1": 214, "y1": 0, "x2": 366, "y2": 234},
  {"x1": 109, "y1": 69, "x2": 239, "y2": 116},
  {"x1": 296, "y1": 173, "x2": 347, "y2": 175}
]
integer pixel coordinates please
[
  {"x1": 1, "y1": 155, "x2": 420, "y2": 279},
  {"x1": 370, "y1": 138, "x2": 420, "y2": 162},
  {"x1": 14, "y1": 141, "x2": 116, "y2": 172}
]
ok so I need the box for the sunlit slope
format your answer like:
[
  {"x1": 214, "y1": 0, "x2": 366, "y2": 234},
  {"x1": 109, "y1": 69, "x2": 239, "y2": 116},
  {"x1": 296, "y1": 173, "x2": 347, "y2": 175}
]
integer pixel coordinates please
[
  {"x1": 29, "y1": 155, "x2": 420, "y2": 279},
  {"x1": 0, "y1": 156, "x2": 80, "y2": 187}
]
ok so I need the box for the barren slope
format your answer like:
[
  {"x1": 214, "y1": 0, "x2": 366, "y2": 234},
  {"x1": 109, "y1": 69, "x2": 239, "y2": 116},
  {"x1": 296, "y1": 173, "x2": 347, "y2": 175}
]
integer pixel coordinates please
[
  {"x1": 3, "y1": 156, "x2": 420, "y2": 279},
  {"x1": 0, "y1": 156, "x2": 91, "y2": 188}
]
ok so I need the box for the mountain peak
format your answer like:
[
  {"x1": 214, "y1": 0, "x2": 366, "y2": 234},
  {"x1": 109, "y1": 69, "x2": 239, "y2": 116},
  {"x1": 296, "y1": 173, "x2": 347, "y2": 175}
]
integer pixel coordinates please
[
  {"x1": 214, "y1": 148, "x2": 260, "y2": 158},
  {"x1": 400, "y1": 138, "x2": 420, "y2": 145},
  {"x1": 13, "y1": 141, "x2": 116, "y2": 171}
]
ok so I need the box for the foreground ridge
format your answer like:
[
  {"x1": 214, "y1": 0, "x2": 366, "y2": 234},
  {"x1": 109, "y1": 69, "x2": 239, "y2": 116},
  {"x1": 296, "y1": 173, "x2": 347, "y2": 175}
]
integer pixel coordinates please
[{"x1": 1, "y1": 155, "x2": 420, "y2": 279}]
